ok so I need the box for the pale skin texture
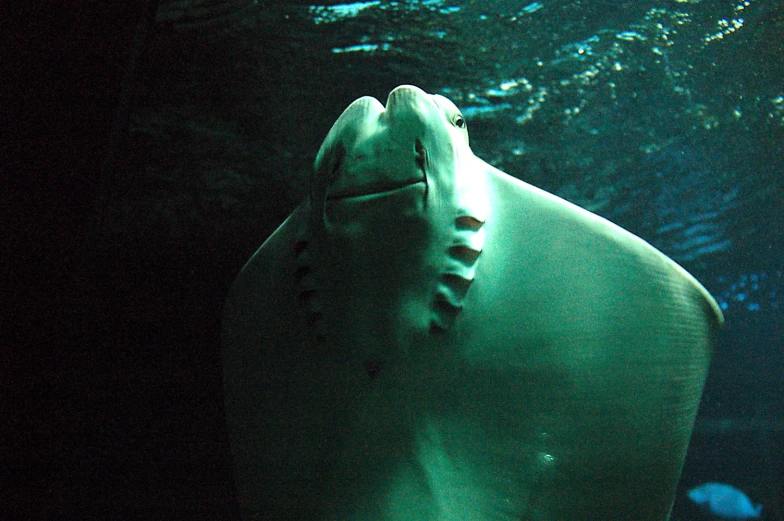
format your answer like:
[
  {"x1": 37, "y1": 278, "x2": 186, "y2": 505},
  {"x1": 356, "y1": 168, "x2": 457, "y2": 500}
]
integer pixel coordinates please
[{"x1": 222, "y1": 85, "x2": 724, "y2": 521}]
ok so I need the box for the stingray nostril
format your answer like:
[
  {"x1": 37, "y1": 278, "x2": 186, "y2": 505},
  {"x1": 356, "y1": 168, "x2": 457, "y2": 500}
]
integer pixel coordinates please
[
  {"x1": 324, "y1": 142, "x2": 346, "y2": 189},
  {"x1": 414, "y1": 138, "x2": 426, "y2": 172},
  {"x1": 329, "y1": 156, "x2": 342, "y2": 186}
]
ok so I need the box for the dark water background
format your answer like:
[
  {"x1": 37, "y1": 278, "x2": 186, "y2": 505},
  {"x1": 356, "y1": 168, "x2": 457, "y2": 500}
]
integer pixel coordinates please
[{"x1": 6, "y1": 0, "x2": 782, "y2": 519}]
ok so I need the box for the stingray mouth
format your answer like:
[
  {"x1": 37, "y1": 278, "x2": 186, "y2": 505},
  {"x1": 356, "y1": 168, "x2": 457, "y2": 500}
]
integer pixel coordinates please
[
  {"x1": 326, "y1": 177, "x2": 425, "y2": 201},
  {"x1": 326, "y1": 138, "x2": 428, "y2": 202}
]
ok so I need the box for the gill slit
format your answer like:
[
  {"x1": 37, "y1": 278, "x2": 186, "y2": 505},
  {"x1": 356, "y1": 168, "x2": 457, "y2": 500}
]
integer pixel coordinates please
[{"x1": 429, "y1": 215, "x2": 485, "y2": 334}]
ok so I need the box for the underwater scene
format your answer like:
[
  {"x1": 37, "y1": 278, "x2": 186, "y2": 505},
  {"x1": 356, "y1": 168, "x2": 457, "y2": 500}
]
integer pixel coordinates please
[{"x1": 11, "y1": 0, "x2": 782, "y2": 519}]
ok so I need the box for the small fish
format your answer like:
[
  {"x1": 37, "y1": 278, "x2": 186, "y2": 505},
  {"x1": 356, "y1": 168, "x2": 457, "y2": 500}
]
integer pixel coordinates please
[{"x1": 687, "y1": 482, "x2": 763, "y2": 519}]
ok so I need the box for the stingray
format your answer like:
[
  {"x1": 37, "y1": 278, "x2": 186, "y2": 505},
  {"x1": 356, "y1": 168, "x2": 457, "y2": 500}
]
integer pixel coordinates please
[{"x1": 222, "y1": 85, "x2": 723, "y2": 521}]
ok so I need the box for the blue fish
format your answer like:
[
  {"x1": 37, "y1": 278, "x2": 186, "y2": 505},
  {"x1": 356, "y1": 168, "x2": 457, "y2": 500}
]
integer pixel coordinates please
[{"x1": 687, "y1": 482, "x2": 763, "y2": 520}]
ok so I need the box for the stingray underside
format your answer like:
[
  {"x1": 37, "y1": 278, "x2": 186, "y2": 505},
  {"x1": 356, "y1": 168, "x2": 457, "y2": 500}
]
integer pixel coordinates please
[{"x1": 222, "y1": 159, "x2": 721, "y2": 521}]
